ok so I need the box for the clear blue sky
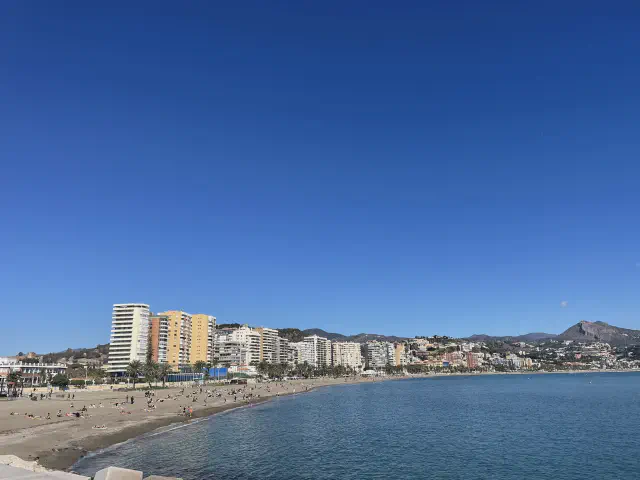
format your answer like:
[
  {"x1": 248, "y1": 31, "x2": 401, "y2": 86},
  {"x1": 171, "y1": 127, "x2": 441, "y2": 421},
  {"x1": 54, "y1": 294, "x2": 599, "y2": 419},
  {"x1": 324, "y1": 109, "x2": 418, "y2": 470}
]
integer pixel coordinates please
[{"x1": 2, "y1": 1, "x2": 640, "y2": 355}]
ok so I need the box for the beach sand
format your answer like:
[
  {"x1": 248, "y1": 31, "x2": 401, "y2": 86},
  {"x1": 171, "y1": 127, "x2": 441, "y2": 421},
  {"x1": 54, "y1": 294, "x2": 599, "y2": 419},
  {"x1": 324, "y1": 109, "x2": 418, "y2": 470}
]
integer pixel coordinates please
[{"x1": 0, "y1": 377, "x2": 385, "y2": 472}]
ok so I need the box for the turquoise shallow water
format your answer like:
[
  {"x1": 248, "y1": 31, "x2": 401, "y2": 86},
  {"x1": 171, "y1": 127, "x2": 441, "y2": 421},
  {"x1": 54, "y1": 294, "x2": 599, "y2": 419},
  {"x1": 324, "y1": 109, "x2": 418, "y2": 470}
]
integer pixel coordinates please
[{"x1": 73, "y1": 373, "x2": 640, "y2": 479}]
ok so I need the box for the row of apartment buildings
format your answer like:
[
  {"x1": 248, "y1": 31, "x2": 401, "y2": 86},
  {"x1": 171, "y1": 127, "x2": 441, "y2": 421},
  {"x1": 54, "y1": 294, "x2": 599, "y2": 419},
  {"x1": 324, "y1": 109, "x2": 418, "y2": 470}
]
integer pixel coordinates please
[
  {"x1": 108, "y1": 304, "x2": 216, "y2": 374},
  {"x1": 107, "y1": 304, "x2": 410, "y2": 374}
]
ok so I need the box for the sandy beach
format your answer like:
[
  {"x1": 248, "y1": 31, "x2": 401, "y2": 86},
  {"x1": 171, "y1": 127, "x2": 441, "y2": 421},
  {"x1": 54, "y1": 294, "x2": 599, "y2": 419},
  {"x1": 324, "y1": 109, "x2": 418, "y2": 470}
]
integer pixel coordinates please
[{"x1": 0, "y1": 377, "x2": 386, "y2": 472}]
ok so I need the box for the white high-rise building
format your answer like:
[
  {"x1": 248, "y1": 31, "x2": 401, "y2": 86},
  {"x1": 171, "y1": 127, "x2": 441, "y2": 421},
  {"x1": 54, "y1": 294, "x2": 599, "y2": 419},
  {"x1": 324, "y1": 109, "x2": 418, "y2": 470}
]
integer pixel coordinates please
[
  {"x1": 275, "y1": 336, "x2": 290, "y2": 365},
  {"x1": 302, "y1": 335, "x2": 331, "y2": 367},
  {"x1": 230, "y1": 325, "x2": 261, "y2": 365},
  {"x1": 290, "y1": 341, "x2": 315, "y2": 366},
  {"x1": 108, "y1": 304, "x2": 150, "y2": 374},
  {"x1": 214, "y1": 331, "x2": 247, "y2": 366},
  {"x1": 363, "y1": 341, "x2": 394, "y2": 369},
  {"x1": 332, "y1": 342, "x2": 363, "y2": 370}
]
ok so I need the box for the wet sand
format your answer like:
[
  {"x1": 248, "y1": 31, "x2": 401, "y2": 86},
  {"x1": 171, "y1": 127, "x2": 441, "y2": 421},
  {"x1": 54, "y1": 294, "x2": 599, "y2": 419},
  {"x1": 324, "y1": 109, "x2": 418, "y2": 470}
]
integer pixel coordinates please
[{"x1": 0, "y1": 377, "x2": 389, "y2": 472}]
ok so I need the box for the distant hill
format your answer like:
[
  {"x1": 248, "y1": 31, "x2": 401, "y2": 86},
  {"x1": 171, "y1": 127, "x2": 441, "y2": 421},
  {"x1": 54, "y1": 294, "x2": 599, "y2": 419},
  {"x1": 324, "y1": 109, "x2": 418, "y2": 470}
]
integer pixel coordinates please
[
  {"x1": 36, "y1": 344, "x2": 110, "y2": 363},
  {"x1": 347, "y1": 333, "x2": 407, "y2": 343},
  {"x1": 466, "y1": 332, "x2": 557, "y2": 343},
  {"x1": 278, "y1": 328, "x2": 404, "y2": 344},
  {"x1": 468, "y1": 322, "x2": 640, "y2": 346},
  {"x1": 217, "y1": 323, "x2": 243, "y2": 329},
  {"x1": 301, "y1": 328, "x2": 349, "y2": 341},
  {"x1": 558, "y1": 321, "x2": 640, "y2": 346}
]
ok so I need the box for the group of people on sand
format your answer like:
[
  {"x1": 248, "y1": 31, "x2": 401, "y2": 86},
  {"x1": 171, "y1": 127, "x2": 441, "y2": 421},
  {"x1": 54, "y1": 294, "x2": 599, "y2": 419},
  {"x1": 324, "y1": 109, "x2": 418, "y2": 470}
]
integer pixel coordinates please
[{"x1": 7, "y1": 379, "x2": 320, "y2": 430}]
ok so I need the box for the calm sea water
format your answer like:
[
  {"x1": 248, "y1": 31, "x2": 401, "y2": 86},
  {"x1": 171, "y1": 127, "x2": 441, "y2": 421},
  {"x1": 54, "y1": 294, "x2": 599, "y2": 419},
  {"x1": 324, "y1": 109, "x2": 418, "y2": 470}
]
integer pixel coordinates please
[{"x1": 73, "y1": 373, "x2": 640, "y2": 479}]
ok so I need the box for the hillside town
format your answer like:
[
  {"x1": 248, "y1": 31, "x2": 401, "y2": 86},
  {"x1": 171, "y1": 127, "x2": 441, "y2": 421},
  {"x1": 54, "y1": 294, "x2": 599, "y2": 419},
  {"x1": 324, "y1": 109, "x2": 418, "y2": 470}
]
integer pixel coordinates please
[{"x1": 3, "y1": 304, "x2": 640, "y2": 393}]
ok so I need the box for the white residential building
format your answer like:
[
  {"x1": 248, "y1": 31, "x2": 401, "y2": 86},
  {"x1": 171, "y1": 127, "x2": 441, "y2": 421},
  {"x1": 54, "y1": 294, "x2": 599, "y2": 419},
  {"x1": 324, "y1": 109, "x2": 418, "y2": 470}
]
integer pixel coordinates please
[
  {"x1": 0, "y1": 359, "x2": 67, "y2": 390},
  {"x1": 364, "y1": 341, "x2": 394, "y2": 369},
  {"x1": 302, "y1": 335, "x2": 331, "y2": 367},
  {"x1": 215, "y1": 334, "x2": 247, "y2": 366},
  {"x1": 108, "y1": 304, "x2": 150, "y2": 374},
  {"x1": 506, "y1": 353, "x2": 522, "y2": 369},
  {"x1": 275, "y1": 336, "x2": 290, "y2": 365},
  {"x1": 332, "y1": 342, "x2": 363, "y2": 370},
  {"x1": 290, "y1": 341, "x2": 315, "y2": 366},
  {"x1": 231, "y1": 326, "x2": 261, "y2": 365}
]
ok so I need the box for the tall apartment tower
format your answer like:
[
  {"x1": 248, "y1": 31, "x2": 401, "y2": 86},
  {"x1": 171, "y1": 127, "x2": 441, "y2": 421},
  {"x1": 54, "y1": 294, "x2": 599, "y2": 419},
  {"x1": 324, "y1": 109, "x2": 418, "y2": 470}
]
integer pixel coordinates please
[
  {"x1": 149, "y1": 314, "x2": 170, "y2": 363},
  {"x1": 332, "y1": 342, "x2": 363, "y2": 370},
  {"x1": 303, "y1": 335, "x2": 332, "y2": 367},
  {"x1": 190, "y1": 314, "x2": 216, "y2": 364},
  {"x1": 231, "y1": 325, "x2": 261, "y2": 365},
  {"x1": 275, "y1": 336, "x2": 290, "y2": 365},
  {"x1": 256, "y1": 327, "x2": 279, "y2": 363},
  {"x1": 158, "y1": 310, "x2": 192, "y2": 367},
  {"x1": 107, "y1": 304, "x2": 150, "y2": 374}
]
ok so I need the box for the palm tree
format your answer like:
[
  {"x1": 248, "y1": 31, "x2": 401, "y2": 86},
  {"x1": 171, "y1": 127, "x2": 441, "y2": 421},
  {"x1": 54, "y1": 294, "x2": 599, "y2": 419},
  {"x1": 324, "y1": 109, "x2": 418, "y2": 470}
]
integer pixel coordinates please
[
  {"x1": 157, "y1": 363, "x2": 173, "y2": 388},
  {"x1": 126, "y1": 360, "x2": 143, "y2": 389},
  {"x1": 193, "y1": 360, "x2": 207, "y2": 373},
  {"x1": 144, "y1": 360, "x2": 159, "y2": 388},
  {"x1": 192, "y1": 360, "x2": 207, "y2": 383}
]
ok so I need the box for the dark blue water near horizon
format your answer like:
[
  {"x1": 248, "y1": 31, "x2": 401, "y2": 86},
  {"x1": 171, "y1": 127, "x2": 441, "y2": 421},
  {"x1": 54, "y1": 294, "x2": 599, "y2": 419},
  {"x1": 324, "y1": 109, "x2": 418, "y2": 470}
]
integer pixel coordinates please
[{"x1": 73, "y1": 373, "x2": 640, "y2": 479}]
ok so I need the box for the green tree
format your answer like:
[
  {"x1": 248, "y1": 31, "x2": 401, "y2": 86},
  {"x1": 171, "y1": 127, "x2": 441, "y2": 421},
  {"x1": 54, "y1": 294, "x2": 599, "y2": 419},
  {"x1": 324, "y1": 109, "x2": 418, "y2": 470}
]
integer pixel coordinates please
[
  {"x1": 256, "y1": 361, "x2": 269, "y2": 377},
  {"x1": 146, "y1": 335, "x2": 154, "y2": 364},
  {"x1": 50, "y1": 373, "x2": 69, "y2": 389},
  {"x1": 7, "y1": 371, "x2": 23, "y2": 395},
  {"x1": 144, "y1": 360, "x2": 159, "y2": 388},
  {"x1": 157, "y1": 363, "x2": 173, "y2": 388},
  {"x1": 126, "y1": 360, "x2": 143, "y2": 389},
  {"x1": 193, "y1": 360, "x2": 207, "y2": 376}
]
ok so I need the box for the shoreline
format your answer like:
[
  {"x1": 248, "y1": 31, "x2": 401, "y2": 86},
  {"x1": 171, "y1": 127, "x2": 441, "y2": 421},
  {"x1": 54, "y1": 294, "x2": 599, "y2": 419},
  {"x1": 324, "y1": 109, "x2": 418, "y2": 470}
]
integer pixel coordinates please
[
  {"x1": 65, "y1": 377, "x2": 410, "y2": 472},
  {"x1": 53, "y1": 395, "x2": 276, "y2": 472},
  {"x1": 0, "y1": 377, "x2": 390, "y2": 473},
  {"x1": 2, "y1": 369, "x2": 638, "y2": 473}
]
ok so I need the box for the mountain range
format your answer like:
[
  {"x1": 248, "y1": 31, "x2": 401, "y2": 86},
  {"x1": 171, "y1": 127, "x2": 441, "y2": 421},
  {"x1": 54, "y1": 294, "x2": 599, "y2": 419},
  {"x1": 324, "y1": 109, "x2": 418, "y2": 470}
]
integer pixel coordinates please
[
  {"x1": 466, "y1": 321, "x2": 640, "y2": 346},
  {"x1": 465, "y1": 332, "x2": 558, "y2": 343}
]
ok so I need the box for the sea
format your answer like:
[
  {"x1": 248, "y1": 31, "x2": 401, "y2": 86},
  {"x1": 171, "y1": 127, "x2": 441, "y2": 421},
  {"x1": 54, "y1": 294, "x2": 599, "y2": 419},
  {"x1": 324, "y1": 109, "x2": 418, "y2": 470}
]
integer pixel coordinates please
[{"x1": 72, "y1": 373, "x2": 640, "y2": 479}]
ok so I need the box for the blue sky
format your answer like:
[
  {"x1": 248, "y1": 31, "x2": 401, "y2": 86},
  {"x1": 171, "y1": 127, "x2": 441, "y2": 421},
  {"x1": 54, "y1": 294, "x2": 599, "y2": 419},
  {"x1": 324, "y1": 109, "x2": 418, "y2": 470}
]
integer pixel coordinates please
[{"x1": 2, "y1": 1, "x2": 640, "y2": 354}]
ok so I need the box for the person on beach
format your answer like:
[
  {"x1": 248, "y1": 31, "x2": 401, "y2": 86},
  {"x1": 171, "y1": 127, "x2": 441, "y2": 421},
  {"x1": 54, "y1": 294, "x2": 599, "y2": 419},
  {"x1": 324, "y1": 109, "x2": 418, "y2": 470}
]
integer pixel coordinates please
[{"x1": 46, "y1": 413, "x2": 51, "y2": 419}]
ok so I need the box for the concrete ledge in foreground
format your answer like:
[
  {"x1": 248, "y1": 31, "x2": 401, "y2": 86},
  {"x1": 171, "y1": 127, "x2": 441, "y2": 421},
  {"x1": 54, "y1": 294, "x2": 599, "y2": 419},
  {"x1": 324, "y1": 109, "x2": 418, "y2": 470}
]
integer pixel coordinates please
[
  {"x1": 94, "y1": 466, "x2": 143, "y2": 480},
  {"x1": 0, "y1": 464, "x2": 89, "y2": 479}
]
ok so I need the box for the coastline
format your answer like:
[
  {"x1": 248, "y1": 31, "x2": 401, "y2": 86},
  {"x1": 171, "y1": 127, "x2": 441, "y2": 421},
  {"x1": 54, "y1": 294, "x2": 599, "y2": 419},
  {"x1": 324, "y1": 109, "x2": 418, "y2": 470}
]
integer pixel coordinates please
[
  {"x1": 2, "y1": 369, "x2": 637, "y2": 473},
  {"x1": 46, "y1": 396, "x2": 275, "y2": 471},
  {"x1": 0, "y1": 376, "x2": 392, "y2": 473}
]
